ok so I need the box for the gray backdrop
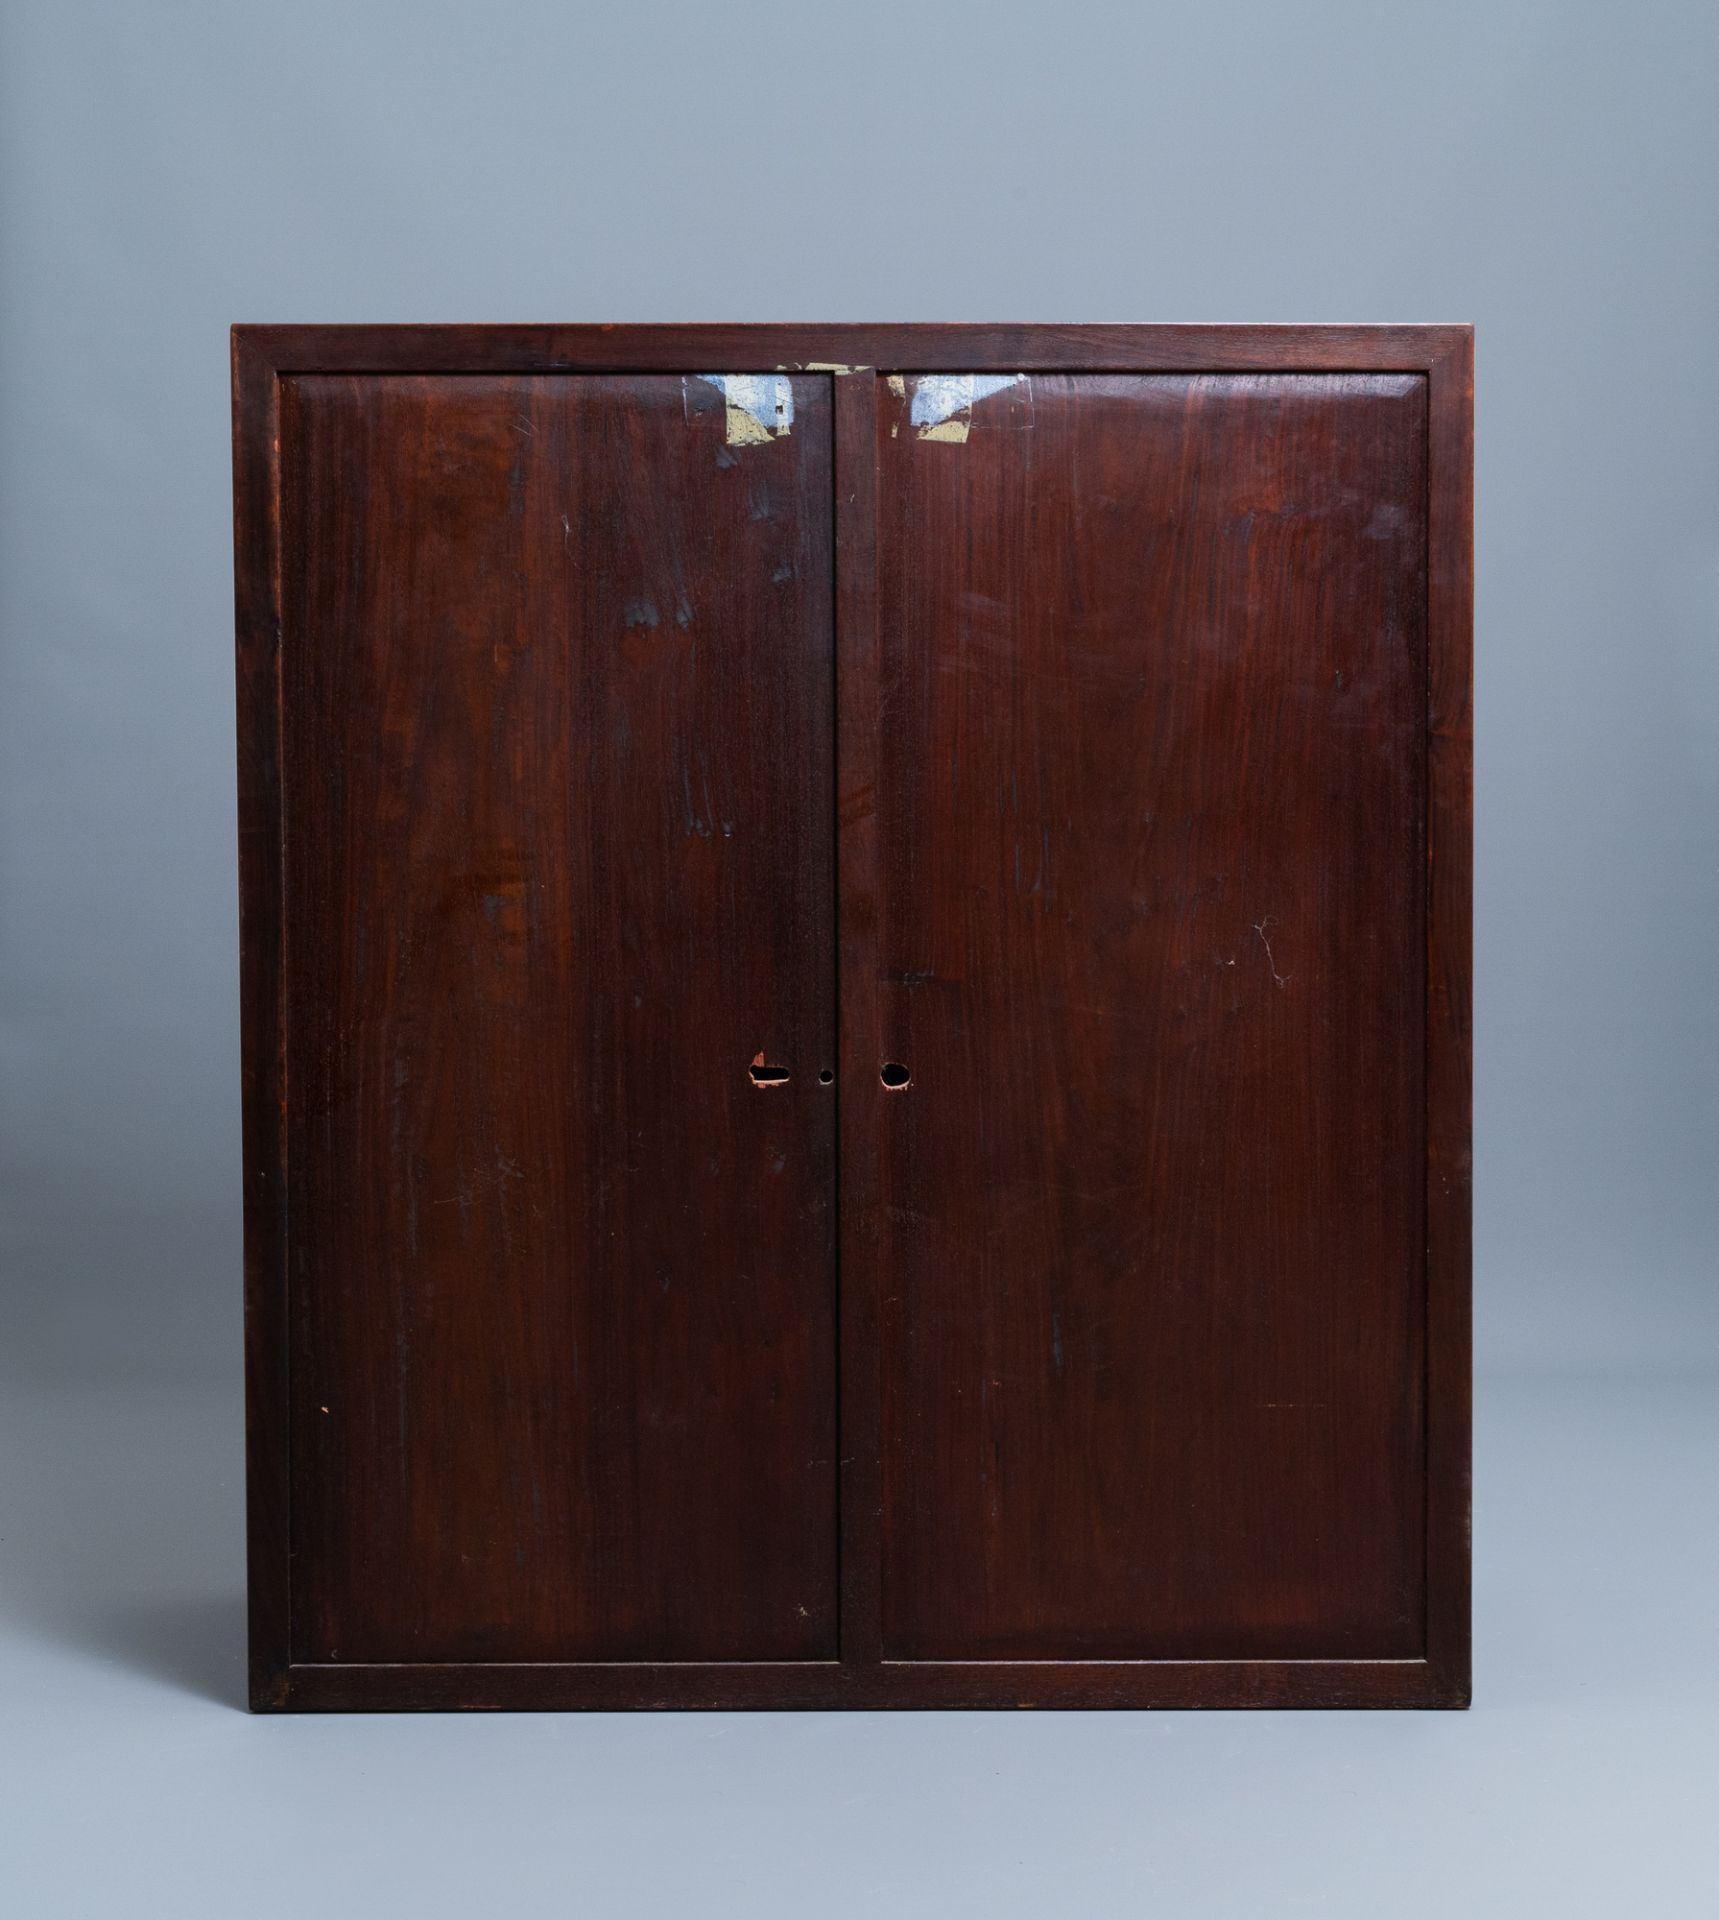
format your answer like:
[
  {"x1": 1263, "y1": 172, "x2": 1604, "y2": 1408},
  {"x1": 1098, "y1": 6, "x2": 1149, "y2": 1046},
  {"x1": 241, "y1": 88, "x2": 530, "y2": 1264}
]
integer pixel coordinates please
[
  {"x1": 2, "y1": 2, "x2": 1715, "y2": 1914},
  {"x1": 4, "y1": 0, "x2": 1716, "y2": 1386}
]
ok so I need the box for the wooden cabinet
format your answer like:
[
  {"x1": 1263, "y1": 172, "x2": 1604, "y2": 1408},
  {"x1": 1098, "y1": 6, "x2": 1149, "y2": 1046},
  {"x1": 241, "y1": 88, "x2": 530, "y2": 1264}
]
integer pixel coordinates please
[{"x1": 234, "y1": 325, "x2": 1471, "y2": 1710}]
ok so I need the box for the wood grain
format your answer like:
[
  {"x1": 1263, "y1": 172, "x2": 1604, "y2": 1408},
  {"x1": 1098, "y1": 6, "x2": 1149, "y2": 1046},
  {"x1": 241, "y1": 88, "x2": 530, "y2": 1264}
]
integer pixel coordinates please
[
  {"x1": 873, "y1": 371, "x2": 1428, "y2": 1661},
  {"x1": 233, "y1": 326, "x2": 1472, "y2": 1710},
  {"x1": 233, "y1": 323, "x2": 1469, "y2": 377},
  {"x1": 278, "y1": 371, "x2": 837, "y2": 1664},
  {"x1": 834, "y1": 369, "x2": 885, "y2": 1665},
  {"x1": 232, "y1": 330, "x2": 290, "y2": 1705},
  {"x1": 1424, "y1": 330, "x2": 1475, "y2": 1702}
]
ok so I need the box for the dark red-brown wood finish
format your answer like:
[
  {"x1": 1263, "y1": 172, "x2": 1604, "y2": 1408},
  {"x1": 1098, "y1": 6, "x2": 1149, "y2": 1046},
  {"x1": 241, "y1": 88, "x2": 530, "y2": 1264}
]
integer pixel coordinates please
[{"x1": 233, "y1": 325, "x2": 1472, "y2": 1711}]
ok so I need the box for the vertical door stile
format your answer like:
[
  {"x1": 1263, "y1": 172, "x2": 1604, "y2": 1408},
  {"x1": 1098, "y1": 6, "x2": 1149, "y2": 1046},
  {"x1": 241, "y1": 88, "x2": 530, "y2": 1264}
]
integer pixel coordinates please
[{"x1": 835, "y1": 368, "x2": 884, "y2": 1666}]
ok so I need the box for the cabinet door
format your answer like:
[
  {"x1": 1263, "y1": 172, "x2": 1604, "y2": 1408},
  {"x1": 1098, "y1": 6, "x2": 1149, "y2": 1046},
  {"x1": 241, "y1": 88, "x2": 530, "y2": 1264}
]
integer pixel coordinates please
[
  {"x1": 870, "y1": 370, "x2": 1430, "y2": 1662},
  {"x1": 274, "y1": 370, "x2": 836, "y2": 1665}
]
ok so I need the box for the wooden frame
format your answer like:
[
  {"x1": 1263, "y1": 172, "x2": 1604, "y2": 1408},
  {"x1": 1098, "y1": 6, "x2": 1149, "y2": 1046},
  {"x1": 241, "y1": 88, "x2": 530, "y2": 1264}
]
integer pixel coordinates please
[{"x1": 233, "y1": 324, "x2": 1472, "y2": 1711}]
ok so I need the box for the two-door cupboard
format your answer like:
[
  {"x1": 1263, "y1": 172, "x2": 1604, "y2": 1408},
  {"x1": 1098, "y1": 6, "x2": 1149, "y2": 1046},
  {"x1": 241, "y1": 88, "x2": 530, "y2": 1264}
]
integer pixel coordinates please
[{"x1": 233, "y1": 325, "x2": 1471, "y2": 1710}]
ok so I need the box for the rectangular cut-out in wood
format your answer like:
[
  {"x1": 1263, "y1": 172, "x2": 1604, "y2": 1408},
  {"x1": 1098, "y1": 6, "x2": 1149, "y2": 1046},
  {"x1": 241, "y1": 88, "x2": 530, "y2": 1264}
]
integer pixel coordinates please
[{"x1": 234, "y1": 325, "x2": 1472, "y2": 1711}]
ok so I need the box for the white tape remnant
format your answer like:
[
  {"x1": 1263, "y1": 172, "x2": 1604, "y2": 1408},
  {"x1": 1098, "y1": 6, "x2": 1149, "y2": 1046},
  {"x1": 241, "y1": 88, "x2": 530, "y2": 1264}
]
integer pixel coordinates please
[
  {"x1": 908, "y1": 373, "x2": 1025, "y2": 443},
  {"x1": 688, "y1": 373, "x2": 795, "y2": 446}
]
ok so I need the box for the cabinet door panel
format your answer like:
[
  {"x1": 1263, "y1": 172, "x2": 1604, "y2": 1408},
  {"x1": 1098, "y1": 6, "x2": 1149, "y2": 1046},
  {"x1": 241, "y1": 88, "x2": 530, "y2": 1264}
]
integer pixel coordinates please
[
  {"x1": 280, "y1": 371, "x2": 836, "y2": 1663},
  {"x1": 873, "y1": 372, "x2": 1428, "y2": 1660}
]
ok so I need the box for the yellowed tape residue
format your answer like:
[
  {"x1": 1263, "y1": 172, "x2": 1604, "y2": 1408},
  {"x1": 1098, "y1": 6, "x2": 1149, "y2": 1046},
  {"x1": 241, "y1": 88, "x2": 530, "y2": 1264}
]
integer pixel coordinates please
[{"x1": 688, "y1": 374, "x2": 795, "y2": 446}]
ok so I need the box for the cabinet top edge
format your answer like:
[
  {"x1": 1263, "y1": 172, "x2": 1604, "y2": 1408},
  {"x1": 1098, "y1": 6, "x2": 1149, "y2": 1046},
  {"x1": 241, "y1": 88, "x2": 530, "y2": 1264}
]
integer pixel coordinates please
[{"x1": 231, "y1": 323, "x2": 1473, "y2": 378}]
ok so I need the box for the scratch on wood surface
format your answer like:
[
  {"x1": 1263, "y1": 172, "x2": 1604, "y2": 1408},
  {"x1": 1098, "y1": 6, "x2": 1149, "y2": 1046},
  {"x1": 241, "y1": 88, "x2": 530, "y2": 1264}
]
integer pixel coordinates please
[{"x1": 1253, "y1": 917, "x2": 1291, "y2": 987}]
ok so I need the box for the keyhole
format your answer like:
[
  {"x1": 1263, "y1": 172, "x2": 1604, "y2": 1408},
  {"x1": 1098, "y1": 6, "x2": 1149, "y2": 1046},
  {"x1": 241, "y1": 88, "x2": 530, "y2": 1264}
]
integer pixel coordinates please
[
  {"x1": 819, "y1": 1069, "x2": 834, "y2": 1084},
  {"x1": 880, "y1": 1061, "x2": 911, "y2": 1089}
]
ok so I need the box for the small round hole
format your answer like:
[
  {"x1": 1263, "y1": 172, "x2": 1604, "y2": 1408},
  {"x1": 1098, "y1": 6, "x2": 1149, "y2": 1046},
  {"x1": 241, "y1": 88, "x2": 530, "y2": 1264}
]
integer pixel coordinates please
[
  {"x1": 819, "y1": 1069, "x2": 834, "y2": 1084},
  {"x1": 880, "y1": 1061, "x2": 911, "y2": 1089}
]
